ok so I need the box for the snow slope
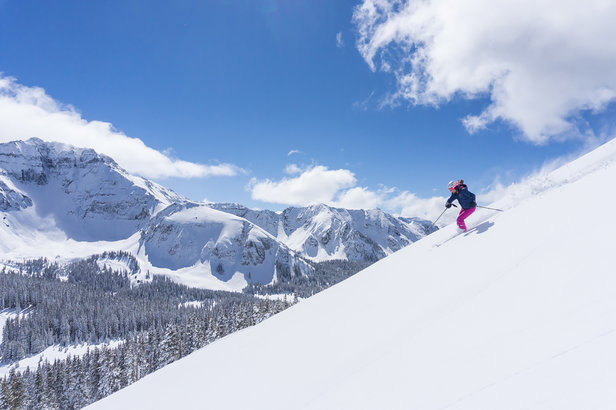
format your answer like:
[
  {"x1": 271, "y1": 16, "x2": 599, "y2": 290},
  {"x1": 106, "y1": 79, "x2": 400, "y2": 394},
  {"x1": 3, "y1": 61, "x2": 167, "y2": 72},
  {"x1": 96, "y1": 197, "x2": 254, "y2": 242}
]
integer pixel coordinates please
[{"x1": 89, "y1": 138, "x2": 615, "y2": 410}]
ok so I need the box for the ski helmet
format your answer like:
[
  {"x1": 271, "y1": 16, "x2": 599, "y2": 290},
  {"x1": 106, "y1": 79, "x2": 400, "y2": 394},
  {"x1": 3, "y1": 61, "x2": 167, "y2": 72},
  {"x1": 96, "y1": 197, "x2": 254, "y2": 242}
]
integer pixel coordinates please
[{"x1": 447, "y1": 180, "x2": 459, "y2": 192}]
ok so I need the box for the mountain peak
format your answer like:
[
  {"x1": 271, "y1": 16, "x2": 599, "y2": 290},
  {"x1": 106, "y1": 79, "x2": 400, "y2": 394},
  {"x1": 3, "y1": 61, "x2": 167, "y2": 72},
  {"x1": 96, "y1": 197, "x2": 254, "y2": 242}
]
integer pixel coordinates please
[
  {"x1": 0, "y1": 138, "x2": 121, "y2": 180},
  {"x1": 0, "y1": 139, "x2": 184, "y2": 241}
]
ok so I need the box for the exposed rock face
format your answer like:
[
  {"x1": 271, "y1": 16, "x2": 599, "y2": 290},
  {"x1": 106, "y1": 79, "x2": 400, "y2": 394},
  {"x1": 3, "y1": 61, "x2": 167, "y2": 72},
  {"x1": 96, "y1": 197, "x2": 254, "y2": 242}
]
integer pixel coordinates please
[{"x1": 0, "y1": 174, "x2": 32, "y2": 211}]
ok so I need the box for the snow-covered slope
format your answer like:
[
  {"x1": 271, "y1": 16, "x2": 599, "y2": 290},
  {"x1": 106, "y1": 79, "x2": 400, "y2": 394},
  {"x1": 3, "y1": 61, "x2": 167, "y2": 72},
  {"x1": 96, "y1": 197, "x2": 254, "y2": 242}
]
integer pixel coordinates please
[
  {"x1": 0, "y1": 139, "x2": 311, "y2": 290},
  {"x1": 90, "y1": 138, "x2": 615, "y2": 410},
  {"x1": 209, "y1": 203, "x2": 433, "y2": 262}
]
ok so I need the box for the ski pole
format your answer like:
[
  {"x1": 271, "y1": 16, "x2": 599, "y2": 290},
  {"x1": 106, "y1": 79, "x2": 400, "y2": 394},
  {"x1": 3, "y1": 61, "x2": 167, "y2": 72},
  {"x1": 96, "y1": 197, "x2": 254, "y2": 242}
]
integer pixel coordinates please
[
  {"x1": 430, "y1": 204, "x2": 455, "y2": 230},
  {"x1": 477, "y1": 205, "x2": 503, "y2": 212},
  {"x1": 429, "y1": 209, "x2": 447, "y2": 230}
]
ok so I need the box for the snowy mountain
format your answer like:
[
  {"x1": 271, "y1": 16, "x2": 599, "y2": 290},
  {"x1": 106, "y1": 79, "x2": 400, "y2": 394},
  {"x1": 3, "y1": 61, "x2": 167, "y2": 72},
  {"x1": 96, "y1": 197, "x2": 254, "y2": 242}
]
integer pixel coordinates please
[
  {"x1": 140, "y1": 202, "x2": 312, "y2": 285},
  {"x1": 90, "y1": 139, "x2": 615, "y2": 410},
  {"x1": 0, "y1": 139, "x2": 311, "y2": 290},
  {"x1": 0, "y1": 139, "x2": 431, "y2": 291},
  {"x1": 0, "y1": 138, "x2": 183, "y2": 241},
  {"x1": 209, "y1": 202, "x2": 433, "y2": 262}
]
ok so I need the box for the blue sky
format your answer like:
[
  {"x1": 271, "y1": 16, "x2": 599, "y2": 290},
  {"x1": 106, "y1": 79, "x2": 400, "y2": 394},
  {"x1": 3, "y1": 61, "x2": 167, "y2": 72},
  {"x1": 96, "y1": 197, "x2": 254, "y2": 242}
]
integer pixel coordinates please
[{"x1": 0, "y1": 0, "x2": 614, "y2": 218}]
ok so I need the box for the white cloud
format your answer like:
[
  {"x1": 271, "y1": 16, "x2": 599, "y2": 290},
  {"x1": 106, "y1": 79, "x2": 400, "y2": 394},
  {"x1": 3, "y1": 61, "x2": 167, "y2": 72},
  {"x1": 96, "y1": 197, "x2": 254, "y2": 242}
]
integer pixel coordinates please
[
  {"x1": 353, "y1": 0, "x2": 616, "y2": 143},
  {"x1": 249, "y1": 165, "x2": 357, "y2": 206},
  {"x1": 287, "y1": 149, "x2": 302, "y2": 156},
  {"x1": 336, "y1": 32, "x2": 344, "y2": 48},
  {"x1": 331, "y1": 186, "x2": 383, "y2": 209},
  {"x1": 385, "y1": 191, "x2": 446, "y2": 220},
  {"x1": 0, "y1": 75, "x2": 241, "y2": 179},
  {"x1": 284, "y1": 164, "x2": 303, "y2": 175}
]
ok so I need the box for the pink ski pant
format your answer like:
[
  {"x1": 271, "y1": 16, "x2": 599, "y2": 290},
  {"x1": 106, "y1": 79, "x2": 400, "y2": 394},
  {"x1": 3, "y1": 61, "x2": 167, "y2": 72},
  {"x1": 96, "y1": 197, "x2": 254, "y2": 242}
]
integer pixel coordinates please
[{"x1": 457, "y1": 207, "x2": 475, "y2": 230}]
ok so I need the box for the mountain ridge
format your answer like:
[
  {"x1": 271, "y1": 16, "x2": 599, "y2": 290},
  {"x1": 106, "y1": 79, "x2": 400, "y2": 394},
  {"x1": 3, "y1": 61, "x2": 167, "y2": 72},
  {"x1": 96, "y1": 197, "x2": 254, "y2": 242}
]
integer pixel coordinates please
[
  {"x1": 0, "y1": 138, "x2": 431, "y2": 290},
  {"x1": 208, "y1": 202, "x2": 433, "y2": 262},
  {"x1": 0, "y1": 138, "x2": 312, "y2": 290}
]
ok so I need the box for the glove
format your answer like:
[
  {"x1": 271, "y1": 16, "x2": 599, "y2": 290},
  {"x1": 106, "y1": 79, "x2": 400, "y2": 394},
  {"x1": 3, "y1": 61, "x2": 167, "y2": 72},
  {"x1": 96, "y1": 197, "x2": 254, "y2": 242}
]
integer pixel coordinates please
[
  {"x1": 445, "y1": 203, "x2": 452, "y2": 209},
  {"x1": 470, "y1": 201, "x2": 477, "y2": 208}
]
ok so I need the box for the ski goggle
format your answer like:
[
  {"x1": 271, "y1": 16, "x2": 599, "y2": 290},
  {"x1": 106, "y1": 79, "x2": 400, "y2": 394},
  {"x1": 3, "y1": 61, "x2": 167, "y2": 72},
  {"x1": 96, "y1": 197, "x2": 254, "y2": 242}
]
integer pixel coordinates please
[{"x1": 447, "y1": 180, "x2": 459, "y2": 192}]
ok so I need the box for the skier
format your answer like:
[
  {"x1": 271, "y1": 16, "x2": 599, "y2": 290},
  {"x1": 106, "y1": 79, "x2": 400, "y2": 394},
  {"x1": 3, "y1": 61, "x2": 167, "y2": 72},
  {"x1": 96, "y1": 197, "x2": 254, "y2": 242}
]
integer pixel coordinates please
[{"x1": 445, "y1": 179, "x2": 476, "y2": 231}]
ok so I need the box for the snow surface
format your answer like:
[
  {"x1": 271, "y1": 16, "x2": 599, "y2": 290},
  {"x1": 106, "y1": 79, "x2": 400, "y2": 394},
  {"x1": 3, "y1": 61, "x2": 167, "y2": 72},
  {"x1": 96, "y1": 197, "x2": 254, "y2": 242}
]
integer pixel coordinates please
[{"x1": 89, "y1": 138, "x2": 615, "y2": 410}]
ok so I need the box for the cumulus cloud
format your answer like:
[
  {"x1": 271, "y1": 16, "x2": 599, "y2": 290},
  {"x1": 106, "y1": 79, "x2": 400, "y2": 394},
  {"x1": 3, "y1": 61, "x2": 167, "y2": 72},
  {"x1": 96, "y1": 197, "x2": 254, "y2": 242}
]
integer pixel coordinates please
[
  {"x1": 0, "y1": 75, "x2": 241, "y2": 179},
  {"x1": 353, "y1": 0, "x2": 616, "y2": 143},
  {"x1": 385, "y1": 191, "x2": 447, "y2": 220},
  {"x1": 331, "y1": 186, "x2": 384, "y2": 209},
  {"x1": 249, "y1": 165, "x2": 357, "y2": 206}
]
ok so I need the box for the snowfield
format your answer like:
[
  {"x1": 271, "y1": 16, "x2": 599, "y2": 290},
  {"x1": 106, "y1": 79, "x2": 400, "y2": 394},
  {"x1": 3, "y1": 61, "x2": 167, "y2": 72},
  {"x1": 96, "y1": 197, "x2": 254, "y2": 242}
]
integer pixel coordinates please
[{"x1": 88, "y1": 138, "x2": 615, "y2": 410}]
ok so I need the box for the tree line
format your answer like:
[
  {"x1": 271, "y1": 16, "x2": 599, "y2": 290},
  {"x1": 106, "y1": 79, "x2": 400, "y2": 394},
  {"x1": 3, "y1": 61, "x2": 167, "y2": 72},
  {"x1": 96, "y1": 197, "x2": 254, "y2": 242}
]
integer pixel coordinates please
[{"x1": 1, "y1": 256, "x2": 246, "y2": 361}]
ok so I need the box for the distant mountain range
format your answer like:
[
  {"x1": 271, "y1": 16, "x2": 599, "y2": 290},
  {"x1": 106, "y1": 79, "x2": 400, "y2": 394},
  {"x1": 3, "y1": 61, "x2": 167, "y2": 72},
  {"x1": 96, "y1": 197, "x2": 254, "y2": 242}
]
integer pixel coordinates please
[
  {"x1": 208, "y1": 202, "x2": 432, "y2": 262},
  {"x1": 0, "y1": 138, "x2": 433, "y2": 290}
]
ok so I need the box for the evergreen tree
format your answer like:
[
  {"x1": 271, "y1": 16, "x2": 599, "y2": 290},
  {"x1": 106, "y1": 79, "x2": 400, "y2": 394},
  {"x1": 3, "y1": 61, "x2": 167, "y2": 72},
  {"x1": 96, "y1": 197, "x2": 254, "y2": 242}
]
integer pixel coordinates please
[
  {"x1": 96, "y1": 348, "x2": 114, "y2": 400},
  {"x1": 34, "y1": 364, "x2": 51, "y2": 409},
  {"x1": 0, "y1": 378, "x2": 9, "y2": 410},
  {"x1": 5, "y1": 368, "x2": 26, "y2": 410}
]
